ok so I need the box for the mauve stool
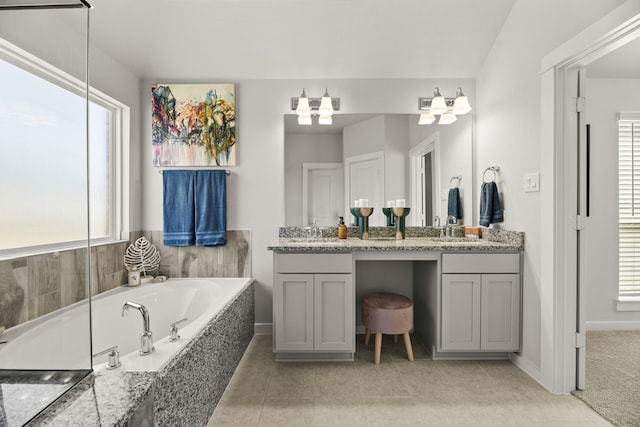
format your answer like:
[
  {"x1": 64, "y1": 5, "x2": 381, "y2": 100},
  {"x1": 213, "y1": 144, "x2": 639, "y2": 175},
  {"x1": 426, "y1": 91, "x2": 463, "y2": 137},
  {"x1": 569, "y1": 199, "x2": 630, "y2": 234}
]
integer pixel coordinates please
[{"x1": 362, "y1": 292, "x2": 414, "y2": 364}]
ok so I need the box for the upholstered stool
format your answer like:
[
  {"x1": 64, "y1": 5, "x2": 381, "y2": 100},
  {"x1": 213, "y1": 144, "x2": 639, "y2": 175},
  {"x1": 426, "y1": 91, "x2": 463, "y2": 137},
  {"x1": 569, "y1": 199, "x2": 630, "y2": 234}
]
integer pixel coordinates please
[{"x1": 362, "y1": 292, "x2": 414, "y2": 364}]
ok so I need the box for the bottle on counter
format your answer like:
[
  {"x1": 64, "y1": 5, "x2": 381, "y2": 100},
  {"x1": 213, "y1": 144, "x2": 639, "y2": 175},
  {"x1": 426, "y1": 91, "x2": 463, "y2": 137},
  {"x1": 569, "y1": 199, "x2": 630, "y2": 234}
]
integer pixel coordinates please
[{"x1": 338, "y1": 216, "x2": 348, "y2": 239}]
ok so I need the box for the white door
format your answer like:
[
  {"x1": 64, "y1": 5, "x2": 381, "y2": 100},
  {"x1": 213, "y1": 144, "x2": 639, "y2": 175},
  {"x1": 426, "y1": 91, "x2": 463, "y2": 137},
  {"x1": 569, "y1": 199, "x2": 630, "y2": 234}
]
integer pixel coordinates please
[
  {"x1": 302, "y1": 163, "x2": 343, "y2": 227},
  {"x1": 274, "y1": 274, "x2": 314, "y2": 351},
  {"x1": 313, "y1": 274, "x2": 353, "y2": 351},
  {"x1": 575, "y1": 68, "x2": 589, "y2": 390},
  {"x1": 441, "y1": 274, "x2": 481, "y2": 351},
  {"x1": 344, "y1": 152, "x2": 384, "y2": 226},
  {"x1": 481, "y1": 274, "x2": 521, "y2": 351}
]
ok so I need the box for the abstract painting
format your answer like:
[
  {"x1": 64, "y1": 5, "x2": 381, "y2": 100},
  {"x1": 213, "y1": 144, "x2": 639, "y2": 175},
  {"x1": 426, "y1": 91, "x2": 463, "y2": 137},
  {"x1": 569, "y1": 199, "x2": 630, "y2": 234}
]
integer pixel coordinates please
[{"x1": 152, "y1": 83, "x2": 236, "y2": 166}]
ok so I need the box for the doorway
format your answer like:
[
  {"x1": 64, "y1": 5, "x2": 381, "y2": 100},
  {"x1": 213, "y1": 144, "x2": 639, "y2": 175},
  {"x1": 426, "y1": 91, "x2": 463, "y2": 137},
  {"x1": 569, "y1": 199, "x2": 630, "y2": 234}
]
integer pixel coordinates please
[
  {"x1": 540, "y1": 1, "x2": 640, "y2": 394},
  {"x1": 410, "y1": 133, "x2": 440, "y2": 227}
]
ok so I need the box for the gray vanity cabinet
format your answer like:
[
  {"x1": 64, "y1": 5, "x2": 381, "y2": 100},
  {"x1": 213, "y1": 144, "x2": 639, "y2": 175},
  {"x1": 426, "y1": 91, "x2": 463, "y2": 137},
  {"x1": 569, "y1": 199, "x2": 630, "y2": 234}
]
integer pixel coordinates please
[
  {"x1": 441, "y1": 253, "x2": 521, "y2": 352},
  {"x1": 273, "y1": 254, "x2": 354, "y2": 357}
]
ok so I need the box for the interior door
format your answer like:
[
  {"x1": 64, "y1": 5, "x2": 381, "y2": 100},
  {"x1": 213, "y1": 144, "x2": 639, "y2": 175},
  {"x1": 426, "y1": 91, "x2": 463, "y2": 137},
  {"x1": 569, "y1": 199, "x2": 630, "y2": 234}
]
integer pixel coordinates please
[
  {"x1": 575, "y1": 67, "x2": 589, "y2": 390},
  {"x1": 302, "y1": 163, "x2": 343, "y2": 227},
  {"x1": 344, "y1": 152, "x2": 384, "y2": 226}
]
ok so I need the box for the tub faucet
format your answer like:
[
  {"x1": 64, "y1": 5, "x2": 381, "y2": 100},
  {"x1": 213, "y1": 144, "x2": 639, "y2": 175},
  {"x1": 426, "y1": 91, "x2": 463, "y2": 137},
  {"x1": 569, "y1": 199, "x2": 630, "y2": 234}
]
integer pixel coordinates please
[{"x1": 122, "y1": 301, "x2": 154, "y2": 356}]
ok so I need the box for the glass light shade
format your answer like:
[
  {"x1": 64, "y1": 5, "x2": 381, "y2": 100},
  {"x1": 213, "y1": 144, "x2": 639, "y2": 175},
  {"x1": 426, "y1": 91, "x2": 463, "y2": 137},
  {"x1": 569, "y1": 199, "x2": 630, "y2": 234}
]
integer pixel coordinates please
[
  {"x1": 439, "y1": 112, "x2": 458, "y2": 125},
  {"x1": 297, "y1": 113, "x2": 312, "y2": 125},
  {"x1": 319, "y1": 89, "x2": 333, "y2": 116},
  {"x1": 429, "y1": 96, "x2": 448, "y2": 115},
  {"x1": 418, "y1": 113, "x2": 436, "y2": 125},
  {"x1": 296, "y1": 89, "x2": 310, "y2": 115},
  {"x1": 453, "y1": 95, "x2": 472, "y2": 115},
  {"x1": 318, "y1": 114, "x2": 332, "y2": 125}
]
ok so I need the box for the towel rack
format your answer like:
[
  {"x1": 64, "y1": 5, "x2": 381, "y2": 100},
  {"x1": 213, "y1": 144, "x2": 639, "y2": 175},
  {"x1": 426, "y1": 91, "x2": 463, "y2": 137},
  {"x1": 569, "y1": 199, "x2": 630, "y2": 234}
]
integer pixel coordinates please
[
  {"x1": 158, "y1": 169, "x2": 230, "y2": 176},
  {"x1": 449, "y1": 175, "x2": 462, "y2": 187},
  {"x1": 482, "y1": 166, "x2": 500, "y2": 183}
]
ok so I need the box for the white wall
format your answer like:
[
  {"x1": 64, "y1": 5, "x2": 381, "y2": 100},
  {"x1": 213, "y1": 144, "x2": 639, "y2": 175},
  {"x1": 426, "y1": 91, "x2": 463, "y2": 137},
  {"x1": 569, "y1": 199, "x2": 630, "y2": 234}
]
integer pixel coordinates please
[
  {"x1": 140, "y1": 78, "x2": 473, "y2": 327},
  {"x1": 585, "y1": 78, "x2": 640, "y2": 329},
  {"x1": 383, "y1": 115, "x2": 411, "y2": 203},
  {"x1": 476, "y1": 0, "x2": 626, "y2": 386},
  {"x1": 284, "y1": 133, "x2": 343, "y2": 226},
  {"x1": 343, "y1": 115, "x2": 386, "y2": 158}
]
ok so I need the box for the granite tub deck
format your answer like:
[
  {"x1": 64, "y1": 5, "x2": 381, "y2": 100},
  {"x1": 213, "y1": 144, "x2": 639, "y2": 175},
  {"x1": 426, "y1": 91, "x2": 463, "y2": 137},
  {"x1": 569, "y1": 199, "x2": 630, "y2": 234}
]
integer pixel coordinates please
[
  {"x1": 269, "y1": 226, "x2": 524, "y2": 252},
  {"x1": 27, "y1": 279, "x2": 255, "y2": 427}
]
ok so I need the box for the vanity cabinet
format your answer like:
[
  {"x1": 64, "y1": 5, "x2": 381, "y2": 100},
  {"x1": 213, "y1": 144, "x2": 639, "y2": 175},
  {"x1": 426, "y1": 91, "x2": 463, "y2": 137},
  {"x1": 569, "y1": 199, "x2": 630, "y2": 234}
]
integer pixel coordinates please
[
  {"x1": 441, "y1": 253, "x2": 521, "y2": 352},
  {"x1": 273, "y1": 254, "x2": 354, "y2": 357}
]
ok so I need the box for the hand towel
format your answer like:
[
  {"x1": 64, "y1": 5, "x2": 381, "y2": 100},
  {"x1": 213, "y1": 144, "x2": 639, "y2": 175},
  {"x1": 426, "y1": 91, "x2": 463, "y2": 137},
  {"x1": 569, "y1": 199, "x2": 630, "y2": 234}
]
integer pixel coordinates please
[
  {"x1": 447, "y1": 187, "x2": 461, "y2": 224},
  {"x1": 195, "y1": 170, "x2": 227, "y2": 246},
  {"x1": 479, "y1": 181, "x2": 504, "y2": 227},
  {"x1": 163, "y1": 170, "x2": 196, "y2": 246}
]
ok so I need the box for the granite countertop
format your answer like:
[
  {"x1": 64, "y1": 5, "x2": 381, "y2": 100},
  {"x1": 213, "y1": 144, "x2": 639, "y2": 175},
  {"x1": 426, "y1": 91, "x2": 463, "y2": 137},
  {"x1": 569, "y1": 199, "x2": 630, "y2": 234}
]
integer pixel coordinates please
[
  {"x1": 267, "y1": 236, "x2": 520, "y2": 253},
  {"x1": 268, "y1": 226, "x2": 524, "y2": 253}
]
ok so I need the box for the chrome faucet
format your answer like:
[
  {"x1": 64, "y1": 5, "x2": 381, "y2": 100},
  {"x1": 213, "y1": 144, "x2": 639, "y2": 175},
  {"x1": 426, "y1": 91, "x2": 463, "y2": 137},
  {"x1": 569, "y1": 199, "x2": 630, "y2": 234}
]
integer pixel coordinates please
[
  {"x1": 122, "y1": 301, "x2": 154, "y2": 356},
  {"x1": 310, "y1": 217, "x2": 322, "y2": 239},
  {"x1": 445, "y1": 215, "x2": 458, "y2": 238}
]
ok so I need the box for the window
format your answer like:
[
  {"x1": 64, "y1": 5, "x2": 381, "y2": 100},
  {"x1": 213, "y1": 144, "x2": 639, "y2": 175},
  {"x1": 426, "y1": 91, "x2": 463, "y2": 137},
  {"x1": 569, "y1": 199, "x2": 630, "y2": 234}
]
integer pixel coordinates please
[
  {"x1": 0, "y1": 39, "x2": 129, "y2": 256},
  {"x1": 618, "y1": 114, "x2": 640, "y2": 295}
]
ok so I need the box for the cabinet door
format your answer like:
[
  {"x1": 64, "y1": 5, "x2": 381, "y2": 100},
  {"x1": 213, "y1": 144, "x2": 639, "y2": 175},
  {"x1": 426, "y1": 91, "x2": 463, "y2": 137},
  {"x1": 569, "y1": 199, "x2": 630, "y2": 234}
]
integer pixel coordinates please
[
  {"x1": 313, "y1": 274, "x2": 353, "y2": 351},
  {"x1": 481, "y1": 274, "x2": 521, "y2": 351},
  {"x1": 441, "y1": 274, "x2": 481, "y2": 351},
  {"x1": 274, "y1": 274, "x2": 314, "y2": 351}
]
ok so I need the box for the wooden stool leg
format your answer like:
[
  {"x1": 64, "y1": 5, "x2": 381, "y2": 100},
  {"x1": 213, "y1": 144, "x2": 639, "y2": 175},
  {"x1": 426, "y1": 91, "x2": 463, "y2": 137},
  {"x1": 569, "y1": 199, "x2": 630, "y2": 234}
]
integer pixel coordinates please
[
  {"x1": 374, "y1": 332, "x2": 382, "y2": 364},
  {"x1": 393, "y1": 334, "x2": 398, "y2": 343},
  {"x1": 364, "y1": 328, "x2": 371, "y2": 345},
  {"x1": 403, "y1": 332, "x2": 414, "y2": 362}
]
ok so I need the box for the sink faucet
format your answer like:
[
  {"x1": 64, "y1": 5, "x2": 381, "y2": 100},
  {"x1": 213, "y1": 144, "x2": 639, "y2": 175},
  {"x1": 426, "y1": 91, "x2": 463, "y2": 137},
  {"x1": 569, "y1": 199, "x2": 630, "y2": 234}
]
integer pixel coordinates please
[
  {"x1": 122, "y1": 301, "x2": 154, "y2": 356},
  {"x1": 445, "y1": 215, "x2": 458, "y2": 238},
  {"x1": 311, "y1": 217, "x2": 322, "y2": 239}
]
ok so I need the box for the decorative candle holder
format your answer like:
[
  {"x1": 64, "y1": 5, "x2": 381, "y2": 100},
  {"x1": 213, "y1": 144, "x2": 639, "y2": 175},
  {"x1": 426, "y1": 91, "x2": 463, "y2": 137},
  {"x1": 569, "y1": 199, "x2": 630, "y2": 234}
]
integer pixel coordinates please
[
  {"x1": 350, "y1": 207, "x2": 374, "y2": 239},
  {"x1": 391, "y1": 207, "x2": 411, "y2": 239},
  {"x1": 382, "y1": 207, "x2": 395, "y2": 227},
  {"x1": 349, "y1": 207, "x2": 361, "y2": 227}
]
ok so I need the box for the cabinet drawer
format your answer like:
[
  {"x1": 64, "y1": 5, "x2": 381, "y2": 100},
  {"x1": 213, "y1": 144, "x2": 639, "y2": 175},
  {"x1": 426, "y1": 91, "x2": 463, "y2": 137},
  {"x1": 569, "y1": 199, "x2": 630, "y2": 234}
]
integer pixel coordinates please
[
  {"x1": 442, "y1": 253, "x2": 520, "y2": 274},
  {"x1": 275, "y1": 253, "x2": 353, "y2": 273}
]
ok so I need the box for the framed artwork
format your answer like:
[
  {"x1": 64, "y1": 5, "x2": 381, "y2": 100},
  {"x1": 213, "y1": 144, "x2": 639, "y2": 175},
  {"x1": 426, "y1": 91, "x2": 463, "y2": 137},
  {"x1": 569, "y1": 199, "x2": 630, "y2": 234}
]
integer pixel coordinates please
[{"x1": 152, "y1": 83, "x2": 236, "y2": 166}]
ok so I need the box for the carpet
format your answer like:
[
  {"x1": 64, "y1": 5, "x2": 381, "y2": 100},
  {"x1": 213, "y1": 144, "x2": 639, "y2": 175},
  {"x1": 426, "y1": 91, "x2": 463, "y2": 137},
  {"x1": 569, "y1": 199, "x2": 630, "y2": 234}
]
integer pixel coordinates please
[{"x1": 573, "y1": 330, "x2": 640, "y2": 427}]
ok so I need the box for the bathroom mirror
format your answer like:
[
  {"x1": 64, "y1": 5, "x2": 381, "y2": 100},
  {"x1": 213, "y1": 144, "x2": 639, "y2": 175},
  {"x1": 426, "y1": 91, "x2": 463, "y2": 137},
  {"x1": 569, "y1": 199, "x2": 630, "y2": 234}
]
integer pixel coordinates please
[{"x1": 284, "y1": 113, "x2": 473, "y2": 228}]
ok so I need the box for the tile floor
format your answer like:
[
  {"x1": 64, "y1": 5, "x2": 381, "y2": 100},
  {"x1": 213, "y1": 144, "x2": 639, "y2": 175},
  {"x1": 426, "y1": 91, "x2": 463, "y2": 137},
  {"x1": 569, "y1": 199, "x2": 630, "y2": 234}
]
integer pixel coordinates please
[{"x1": 208, "y1": 335, "x2": 612, "y2": 426}]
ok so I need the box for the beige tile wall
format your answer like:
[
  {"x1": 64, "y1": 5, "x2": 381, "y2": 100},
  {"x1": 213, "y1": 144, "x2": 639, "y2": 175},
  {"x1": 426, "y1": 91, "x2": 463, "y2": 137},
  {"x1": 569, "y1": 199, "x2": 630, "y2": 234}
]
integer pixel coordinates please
[{"x1": 0, "y1": 230, "x2": 251, "y2": 330}]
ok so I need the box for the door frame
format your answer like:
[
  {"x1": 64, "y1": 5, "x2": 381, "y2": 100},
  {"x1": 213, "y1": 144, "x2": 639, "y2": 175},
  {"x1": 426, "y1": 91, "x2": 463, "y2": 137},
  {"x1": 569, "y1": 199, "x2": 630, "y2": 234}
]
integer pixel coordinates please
[
  {"x1": 539, "y1": 1, "x2": 640, "y2": 394},
  {"x1": 410, "y1": 133, "x2": 441, "y2": 226}
]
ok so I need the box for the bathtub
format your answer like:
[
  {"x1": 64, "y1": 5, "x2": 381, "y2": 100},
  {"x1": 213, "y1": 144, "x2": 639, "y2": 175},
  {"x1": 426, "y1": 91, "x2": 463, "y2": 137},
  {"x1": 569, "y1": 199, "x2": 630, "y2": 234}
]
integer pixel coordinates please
[{"x1": 0, "y1": 277, "x2": 254, "y2": 372}]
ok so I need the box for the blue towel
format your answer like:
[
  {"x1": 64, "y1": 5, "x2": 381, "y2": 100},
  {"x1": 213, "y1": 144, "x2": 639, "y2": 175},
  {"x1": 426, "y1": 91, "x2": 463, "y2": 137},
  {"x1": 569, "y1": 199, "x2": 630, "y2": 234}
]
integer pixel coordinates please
[
  {"x1": 195, "y1": 170, "x2": 227, "y2": 246},
  {"x1": 447, "y1": 188, "x2": 461, "y2": 224},
  {"x1": 163, "y1": 170, "x2": 196, "y2": 246},
  {"x1": 479, "y1": 181, "x2": 504, "y2": 227}
]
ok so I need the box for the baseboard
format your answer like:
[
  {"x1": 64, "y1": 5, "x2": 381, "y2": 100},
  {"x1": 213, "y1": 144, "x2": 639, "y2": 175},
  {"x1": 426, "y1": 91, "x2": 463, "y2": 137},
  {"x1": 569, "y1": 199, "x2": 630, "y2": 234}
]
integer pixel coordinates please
[
  {"x1": 510, "y1": 353, "x2": 551, "y2": 392},
  {"x1": 586, "y1": 320, "x2": 640, "y2": 330},
  {"x1": 254, "y1": 323, "x2": 272, "y2": 335}
]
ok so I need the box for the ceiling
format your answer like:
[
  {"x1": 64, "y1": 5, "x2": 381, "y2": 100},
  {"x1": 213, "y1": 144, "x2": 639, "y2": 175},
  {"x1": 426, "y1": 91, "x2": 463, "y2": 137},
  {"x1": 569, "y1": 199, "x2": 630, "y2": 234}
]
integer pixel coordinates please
[{"x1": 86, "y1": 0, "x2": 516, "y2": 80}]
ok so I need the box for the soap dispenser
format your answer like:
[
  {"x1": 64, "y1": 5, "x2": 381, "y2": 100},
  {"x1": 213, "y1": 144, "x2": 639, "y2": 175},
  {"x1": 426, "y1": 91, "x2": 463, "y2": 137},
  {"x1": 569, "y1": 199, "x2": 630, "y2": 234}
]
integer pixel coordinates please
[{"x1": 338, "y1": 216, "x2": 347, "y2": 239}]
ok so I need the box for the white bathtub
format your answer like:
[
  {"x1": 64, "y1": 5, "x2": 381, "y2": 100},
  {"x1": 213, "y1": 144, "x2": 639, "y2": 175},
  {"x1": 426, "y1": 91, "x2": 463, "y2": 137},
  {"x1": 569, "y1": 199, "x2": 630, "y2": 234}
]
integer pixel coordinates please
[{"x1": 0, "y1": 277, "x2": 253, "y2": 372}]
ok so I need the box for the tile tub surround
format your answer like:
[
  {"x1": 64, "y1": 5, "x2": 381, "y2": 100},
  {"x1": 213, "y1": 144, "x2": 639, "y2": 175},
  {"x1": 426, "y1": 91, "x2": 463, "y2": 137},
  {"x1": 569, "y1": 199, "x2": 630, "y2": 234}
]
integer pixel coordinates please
[
  {"x1": 0, "y1": 229, "x2": 252, "y2": 332},
  {"x1": 135, "y1": 229, "x2": 252, "y2": 278},
  {"x1": 0, "y1": 241, "x2": 128, "y2": 330},
  {"x1": 29, "y1": 279, "x2": 255, "y2": 426}
]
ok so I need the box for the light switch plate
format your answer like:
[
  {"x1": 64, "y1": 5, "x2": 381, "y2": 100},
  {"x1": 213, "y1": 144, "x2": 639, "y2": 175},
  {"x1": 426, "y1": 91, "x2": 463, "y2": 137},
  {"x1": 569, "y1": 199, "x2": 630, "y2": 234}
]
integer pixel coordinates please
[{"x1": 524, "y1": 172, "x2": 540, "y2": 192}]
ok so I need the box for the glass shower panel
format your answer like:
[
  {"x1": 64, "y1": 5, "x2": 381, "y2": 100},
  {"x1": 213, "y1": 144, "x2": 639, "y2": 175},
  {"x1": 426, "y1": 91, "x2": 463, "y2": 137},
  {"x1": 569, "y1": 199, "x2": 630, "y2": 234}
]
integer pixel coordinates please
[{"x1": 0, "y1": 5, "x2": 92, "y2": 426}]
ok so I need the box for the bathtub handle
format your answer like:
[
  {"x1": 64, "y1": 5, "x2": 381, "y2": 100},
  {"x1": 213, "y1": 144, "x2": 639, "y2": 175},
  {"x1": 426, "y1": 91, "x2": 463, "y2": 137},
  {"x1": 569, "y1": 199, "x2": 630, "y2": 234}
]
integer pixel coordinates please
[
  {"x1": 92, "y1": 345, "x2": 121, "y2": 370},
  {"x1": 169, "y1": 317, "x2": 189, "y2": 342}
]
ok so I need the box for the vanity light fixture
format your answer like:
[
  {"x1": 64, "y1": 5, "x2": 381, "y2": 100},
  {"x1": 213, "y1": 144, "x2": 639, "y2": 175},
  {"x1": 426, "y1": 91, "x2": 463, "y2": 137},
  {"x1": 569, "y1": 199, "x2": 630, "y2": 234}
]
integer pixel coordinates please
[
  {"x1": 418, "y1": 86, "x2": 472, "y2": 125},
  {"x1": 292, "y1": 88, "x2": 340, "y2": 125}
]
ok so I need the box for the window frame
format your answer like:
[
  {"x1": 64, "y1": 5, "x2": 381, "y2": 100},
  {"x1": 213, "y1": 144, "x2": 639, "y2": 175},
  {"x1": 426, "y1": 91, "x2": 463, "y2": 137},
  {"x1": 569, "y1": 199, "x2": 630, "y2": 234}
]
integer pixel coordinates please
[
  {"x1": 618, "y1": 112, "x2": 640, "y2": 297},
  {"x1": 0, "y1": 37, "x2": 129, "y2": 260}
]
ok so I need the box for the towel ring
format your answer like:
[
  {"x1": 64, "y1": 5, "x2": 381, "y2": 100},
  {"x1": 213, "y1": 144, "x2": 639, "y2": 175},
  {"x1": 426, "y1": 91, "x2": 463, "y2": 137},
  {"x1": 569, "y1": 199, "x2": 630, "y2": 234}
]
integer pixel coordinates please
[
  {"x1": 482, "y1": 166, "x2": 500, "y2": 183},
  {"x1": 449, "y1": 175, "x2": 461, "y2": 188}
]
